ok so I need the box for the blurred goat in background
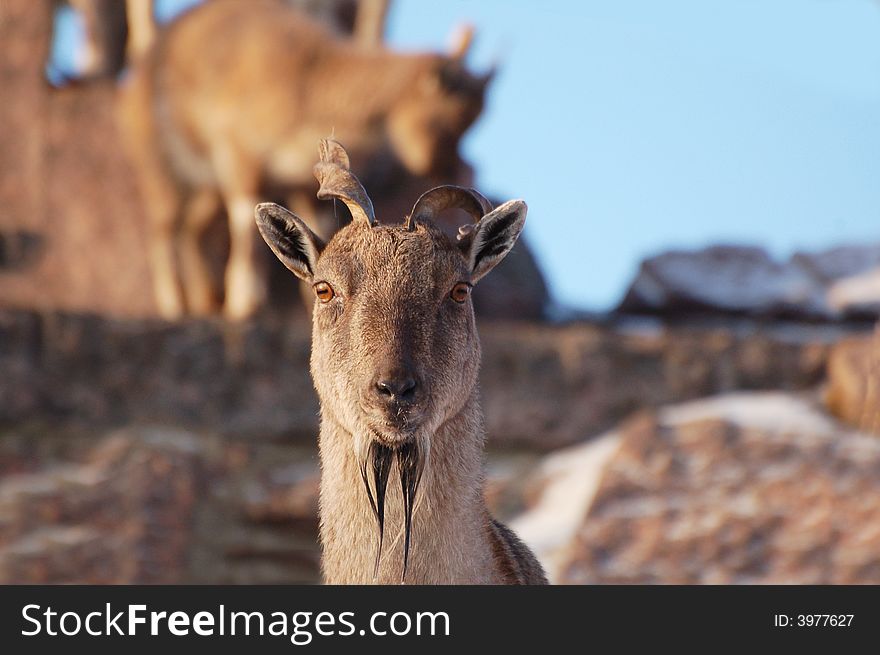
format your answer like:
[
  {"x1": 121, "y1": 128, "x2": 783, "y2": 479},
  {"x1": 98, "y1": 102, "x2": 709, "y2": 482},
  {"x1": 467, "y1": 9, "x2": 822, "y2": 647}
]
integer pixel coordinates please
[
  {"x1": 54, "y1": 0, "x2": 379, "y2": 79},
  {"x1": 117, "y1": 0, "x2": 492, "y2": 320}
]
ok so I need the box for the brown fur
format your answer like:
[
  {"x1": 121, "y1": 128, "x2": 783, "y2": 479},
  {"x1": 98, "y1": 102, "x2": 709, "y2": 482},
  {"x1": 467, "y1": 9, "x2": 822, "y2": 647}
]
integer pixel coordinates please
[
  {"x1": 255, "y1": 140, "x2": 547, "y2": 584},
  {"x1": 489, "y1": 518, "x2": 548, "y2": 584},
  {"x1": 117, "y1": 0, "x2": 491, "y2": 320}
]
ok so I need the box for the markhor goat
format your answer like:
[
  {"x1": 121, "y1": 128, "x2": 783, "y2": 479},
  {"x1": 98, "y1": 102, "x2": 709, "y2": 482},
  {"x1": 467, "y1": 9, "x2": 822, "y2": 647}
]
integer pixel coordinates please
[{"x1": 255, "y1": 140, "x2": 547, "y2": 584}]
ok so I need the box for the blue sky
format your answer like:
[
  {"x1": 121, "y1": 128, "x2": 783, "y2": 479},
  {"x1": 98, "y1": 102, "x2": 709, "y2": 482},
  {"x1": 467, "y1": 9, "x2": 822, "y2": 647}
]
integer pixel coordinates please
[{"x1": 53, "y1": 0, "x2": 880, "y2": 310}]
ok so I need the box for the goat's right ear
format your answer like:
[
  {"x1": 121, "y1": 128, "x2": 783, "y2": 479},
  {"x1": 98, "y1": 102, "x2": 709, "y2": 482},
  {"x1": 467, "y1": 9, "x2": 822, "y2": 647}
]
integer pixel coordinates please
[{"x1": 255, "y1": 202, "x2": 324, "y2": 281}]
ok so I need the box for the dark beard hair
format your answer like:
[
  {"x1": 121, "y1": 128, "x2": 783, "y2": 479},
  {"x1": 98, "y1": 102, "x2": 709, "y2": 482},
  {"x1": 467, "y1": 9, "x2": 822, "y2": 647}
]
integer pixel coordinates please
[{"x1": 359, "y1": 439, "x2": 424, "y2": 582}]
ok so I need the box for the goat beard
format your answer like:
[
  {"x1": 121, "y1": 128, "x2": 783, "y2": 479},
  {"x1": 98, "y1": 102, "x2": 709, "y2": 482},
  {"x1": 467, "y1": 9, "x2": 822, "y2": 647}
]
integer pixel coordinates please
[{"x1": 358, "y1": 438, "x2": 425, "y2": 583}]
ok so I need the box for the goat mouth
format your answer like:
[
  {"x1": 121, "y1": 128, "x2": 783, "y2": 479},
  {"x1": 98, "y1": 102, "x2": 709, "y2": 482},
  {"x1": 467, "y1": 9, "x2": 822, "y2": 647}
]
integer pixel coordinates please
[
  {"x1": 364, "y1": 414, "x2": 422, "y2": 445},
  {"x1": 369, "y1": 427, "x2": 416, "y2": 447},
  {"x1": 358, "y1": 438, "x2": 424, "y2": 583}
]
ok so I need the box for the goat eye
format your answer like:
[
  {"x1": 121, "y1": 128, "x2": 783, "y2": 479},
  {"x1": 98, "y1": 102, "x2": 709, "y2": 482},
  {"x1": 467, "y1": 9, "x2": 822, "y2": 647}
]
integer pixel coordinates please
[
  {"x1": 450, "y1": 282, "x2": 471, "y2": 303},
  {"x1": 314, "y1": 282, "x2": 335, "y2": 303}
]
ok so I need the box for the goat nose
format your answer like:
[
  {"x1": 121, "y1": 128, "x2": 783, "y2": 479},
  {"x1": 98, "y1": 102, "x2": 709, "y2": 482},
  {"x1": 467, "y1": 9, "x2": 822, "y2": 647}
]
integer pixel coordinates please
[{"x1": 375, "y1": 375, "x2": 417, "y2": 402}]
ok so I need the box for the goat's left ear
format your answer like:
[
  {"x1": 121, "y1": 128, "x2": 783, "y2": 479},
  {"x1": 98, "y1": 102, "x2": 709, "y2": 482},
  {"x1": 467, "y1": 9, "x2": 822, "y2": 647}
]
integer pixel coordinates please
[
  {"x1": 462, "y1": 199, "x2": 527, "y2": 283},
  {"x1": 255, "y1": 202, "x2": 324, "y2": 281}
]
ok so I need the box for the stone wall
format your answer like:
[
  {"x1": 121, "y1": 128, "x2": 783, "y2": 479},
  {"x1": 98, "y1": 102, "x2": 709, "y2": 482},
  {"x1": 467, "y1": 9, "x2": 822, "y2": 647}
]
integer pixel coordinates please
[
  {"x1": 0, "y1": 311, "x2": 842, "y2": 450},
  {"x1": 515, "y1": 393, "x2": 880, "y2": 584},
  {"x1": 0, "y1": 426, "x2": 322, "y2": 583}
]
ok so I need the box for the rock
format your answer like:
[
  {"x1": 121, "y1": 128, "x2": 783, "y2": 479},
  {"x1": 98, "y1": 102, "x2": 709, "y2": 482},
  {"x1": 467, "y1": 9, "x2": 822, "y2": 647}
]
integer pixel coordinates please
[
  {"x1": 794, "y1": 245, "x2": 880, "y2": 317},
  {"x1": 519, "y1": 392, "x2": 880, "y2": 584},
  {"x1": 827, "y1": 269, "x2": 880, "y2": 317},
  {"x1": 0, "y1": 310, "x2": 839, "y2": 450},
  {"x1": 792, "y1": 245, "x2": 880, "y2": 285},
  {"x1": 825, "y1": 332, "x2": 880, "y2": 434},
  {"x1": 619, "y1": 246, "x2": 823, "y2": 317},
  {"x1": 0, "y1": 527, "x2": 121, "y2": 584},
  {"x1": 508, "y1": 432, "x2": 622, "y2": 580},
  {"x1": 0, "y1": 429, "x2": 201, "y2": 583},
  {"x1": 239, "y1": 462, "x2": 320, "y2": 525},
  {"x1": 0, "y1": 422, "x2": 546, "y2": 583},
  {"x1": 479, "y1": 318, "x2": 833, "y2": 449},
  {"x1": 0, "y1": 427, "x2": 326, "y2": 584},
  {"x1": 189, "y1": 441, "x2": 322, "y2": 584},
  {"x1": 619, "y1": 243, "x2": 880, "y2": 320}
]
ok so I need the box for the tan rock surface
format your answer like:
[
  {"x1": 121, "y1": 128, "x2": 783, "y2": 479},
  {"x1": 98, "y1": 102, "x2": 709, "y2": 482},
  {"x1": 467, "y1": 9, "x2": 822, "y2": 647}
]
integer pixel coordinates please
[
  {"x1": 526, "y1": 393, "x2": 880, "y2": 584},
  {"x1": 825, "y1": 331, "x2": 880, "y2": 434},
  {"x1": 1, "y1": 311, "x2": 837, "y2": 450}
]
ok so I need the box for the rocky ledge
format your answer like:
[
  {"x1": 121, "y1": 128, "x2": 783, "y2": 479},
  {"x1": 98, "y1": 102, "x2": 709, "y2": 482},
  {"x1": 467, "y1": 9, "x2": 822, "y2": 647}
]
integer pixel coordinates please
[
  {"x1": 513, "y1": 392, "x2": 880, "y2": 584},
  {"x1": 1, "y1": 307, "x2": 876, "y2": 584},
  {"x1": 0, "y1": 310, "x2": 847, "y2": 450},
  {"x1": 619, "y1": 243, "x2": 880, "y2": 321}
]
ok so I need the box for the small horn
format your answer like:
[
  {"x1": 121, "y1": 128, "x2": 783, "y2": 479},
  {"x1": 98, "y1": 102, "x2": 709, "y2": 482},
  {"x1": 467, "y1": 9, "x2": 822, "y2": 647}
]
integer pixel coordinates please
[
  {"x1": 406, "y1": 185, "x2": 493, "y2": 231},
  {"x1": 447, "y1": 23, "x2": 475, "y2": 61},
  {"x1": 313, "y1": 139, "x2": 376, "y2": 226}
]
